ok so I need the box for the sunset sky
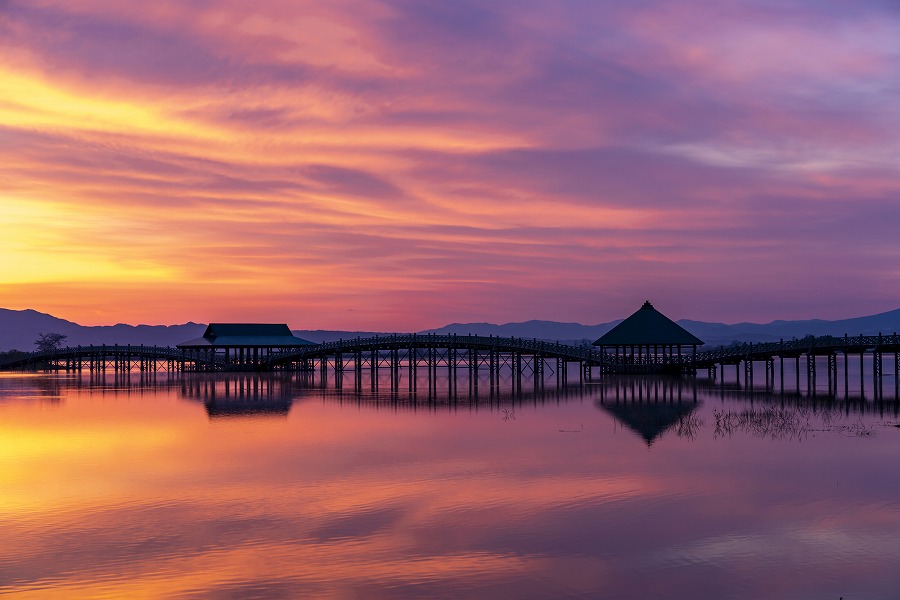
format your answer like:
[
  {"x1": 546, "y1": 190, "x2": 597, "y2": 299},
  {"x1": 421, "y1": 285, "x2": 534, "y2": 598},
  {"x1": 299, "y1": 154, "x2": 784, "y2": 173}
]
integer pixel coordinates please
[{"x1": 1, "y1": 0, "x2": 898, "y2": 330}]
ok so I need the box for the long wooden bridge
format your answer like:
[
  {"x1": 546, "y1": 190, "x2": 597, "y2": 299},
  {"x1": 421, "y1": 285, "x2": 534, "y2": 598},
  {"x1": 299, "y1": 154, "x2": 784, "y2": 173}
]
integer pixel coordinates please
[{"x1": 2, "y1": 332, "x2": 899, "y2": 395}]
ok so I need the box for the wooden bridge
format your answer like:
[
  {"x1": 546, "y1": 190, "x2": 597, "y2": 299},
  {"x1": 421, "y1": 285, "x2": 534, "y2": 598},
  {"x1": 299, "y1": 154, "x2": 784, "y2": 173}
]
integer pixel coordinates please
[
  {"x1": 692, "y1": 333, "x2": 900, "y2": 395},
  {"x1": 2, "y1": 332, "x2": 899, "y2": 396},
  {"x1": 267, "y1": 333, "x2": 597, "y2": 389},
  {"x1": 0, "y1": 344, "x2": 223, "y2": 373}
]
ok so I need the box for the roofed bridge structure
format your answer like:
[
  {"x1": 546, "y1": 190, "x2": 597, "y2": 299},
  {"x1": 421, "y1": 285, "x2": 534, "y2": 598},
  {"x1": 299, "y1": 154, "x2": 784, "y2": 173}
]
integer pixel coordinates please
[
  {"x1": 593, "y1": 301, "x2": 704, "y2": 374},
  {"x1": 2, "y1": 306, "x2": 900, "y2": 398},
  {"x1": 177, "y1": 323, "x2": 314, "y2": 370}
]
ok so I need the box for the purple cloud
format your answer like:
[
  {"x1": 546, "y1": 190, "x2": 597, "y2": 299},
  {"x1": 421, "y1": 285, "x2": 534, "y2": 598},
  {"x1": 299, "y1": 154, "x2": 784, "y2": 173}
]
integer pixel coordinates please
[{"x1": 1, "y1": 0, "x2": 898, "y2": 328}]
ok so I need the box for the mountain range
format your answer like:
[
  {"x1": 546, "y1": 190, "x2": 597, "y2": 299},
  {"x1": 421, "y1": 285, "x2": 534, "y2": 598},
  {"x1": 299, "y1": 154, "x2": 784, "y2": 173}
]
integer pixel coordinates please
[{"x1": 2, "y1": 307, "x2": 900, "y2": 352}]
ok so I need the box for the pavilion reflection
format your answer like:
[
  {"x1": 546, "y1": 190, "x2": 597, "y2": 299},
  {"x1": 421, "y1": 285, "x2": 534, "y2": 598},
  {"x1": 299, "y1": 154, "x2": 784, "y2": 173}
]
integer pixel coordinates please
[
  {"x1": 596, "y1": 375, "x2": 900, "y2": 445},
  {"x1": 596, "y1": 377, "x2": 701, "y2": 445},
  {"x1": 179, "y1": 374, "x2": 299, "y2": 418}
]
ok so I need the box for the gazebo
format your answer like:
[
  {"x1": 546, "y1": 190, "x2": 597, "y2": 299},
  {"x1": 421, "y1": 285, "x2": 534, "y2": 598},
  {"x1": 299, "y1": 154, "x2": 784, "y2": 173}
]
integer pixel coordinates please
[
  {"x1": 593, "y1": 301, "x2": 703, "y2": 373},
  {"x1": 178, "y1": 323, "x2": 314, "y2": 370}
]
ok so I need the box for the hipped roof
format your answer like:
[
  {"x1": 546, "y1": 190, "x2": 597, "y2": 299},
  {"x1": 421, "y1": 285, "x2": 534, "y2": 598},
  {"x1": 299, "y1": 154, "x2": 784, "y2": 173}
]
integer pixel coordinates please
[
  {"x1": 177, "y1": 323, "x2": 314, "y2": 348},
  {"x1": 593, "y1": 301, "x2": 703, "y2": 346}
]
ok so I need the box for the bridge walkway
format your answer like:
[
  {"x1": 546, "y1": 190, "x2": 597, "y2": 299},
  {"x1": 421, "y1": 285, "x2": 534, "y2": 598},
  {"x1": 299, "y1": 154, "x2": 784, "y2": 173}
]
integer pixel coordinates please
[{"x1": 1, "y1": 333, "x2": 898, "y2": 398}]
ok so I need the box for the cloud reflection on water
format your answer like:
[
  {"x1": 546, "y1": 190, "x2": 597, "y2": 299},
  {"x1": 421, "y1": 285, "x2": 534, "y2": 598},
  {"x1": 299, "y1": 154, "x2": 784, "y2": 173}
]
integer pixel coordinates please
[{"x1": 1, "y1": 373, "x2": 899, "y2": 598}]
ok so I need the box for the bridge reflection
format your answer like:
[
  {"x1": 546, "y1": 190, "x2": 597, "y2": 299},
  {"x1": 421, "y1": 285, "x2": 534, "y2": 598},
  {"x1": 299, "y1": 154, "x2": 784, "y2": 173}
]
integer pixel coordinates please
[
  {"x1": 595, "y1": 377, "x2": 701, "y2": 446},
  {"x1": 176, "y1": 372, "x2": 597, "y2": 417},
  {"x1": 6, "y1": 369, "x2": 898, "y2": 427},
  {"x1": 180, "y1": 375, "x2": 297, "y2": 418},
  {"x1": 4, "y1": 334, "x2": 900, "y2": 404}
]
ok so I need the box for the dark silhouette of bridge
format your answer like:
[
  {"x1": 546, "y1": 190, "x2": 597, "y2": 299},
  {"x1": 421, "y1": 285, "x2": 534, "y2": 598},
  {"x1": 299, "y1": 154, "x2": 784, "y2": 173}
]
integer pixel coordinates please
[
  {"x1": 0, "y1": 344, "x2": 220, "y2": 372},
  {"x1": 2, "y1": 332, "x2": 899, "y2": 398}
]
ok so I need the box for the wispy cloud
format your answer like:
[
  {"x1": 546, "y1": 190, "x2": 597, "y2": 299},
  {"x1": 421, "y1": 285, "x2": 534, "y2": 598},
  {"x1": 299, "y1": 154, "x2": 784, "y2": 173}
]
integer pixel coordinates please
[{"x1": 1, "y1": 0, "x2": 898, "y2": 327}]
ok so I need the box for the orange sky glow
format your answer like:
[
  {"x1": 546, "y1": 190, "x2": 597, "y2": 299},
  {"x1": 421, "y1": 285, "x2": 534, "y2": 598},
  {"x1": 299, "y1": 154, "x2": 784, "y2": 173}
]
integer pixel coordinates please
[{"x1": 1, "y1": 1, "x2": 899, "y2": 329}]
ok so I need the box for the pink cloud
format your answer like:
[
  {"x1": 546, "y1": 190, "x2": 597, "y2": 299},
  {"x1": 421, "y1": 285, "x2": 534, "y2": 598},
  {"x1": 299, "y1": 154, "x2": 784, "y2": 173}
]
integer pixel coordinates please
[{"x1": 1, "y1": 0, "x2": 898, "y2": 328}]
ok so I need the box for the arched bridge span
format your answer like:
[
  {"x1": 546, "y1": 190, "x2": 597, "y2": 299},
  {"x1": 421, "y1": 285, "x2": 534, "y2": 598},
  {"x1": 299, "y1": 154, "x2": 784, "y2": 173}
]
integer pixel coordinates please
[
  {"x1": 270, "y1": 333, "x2": 597, "y2": 364},
  {"x1": 1, "y1": 333, "x2": 899, "y2": 394},
  {"x1": 267, "y1": 333, "x2": 601, "y2": 384}
]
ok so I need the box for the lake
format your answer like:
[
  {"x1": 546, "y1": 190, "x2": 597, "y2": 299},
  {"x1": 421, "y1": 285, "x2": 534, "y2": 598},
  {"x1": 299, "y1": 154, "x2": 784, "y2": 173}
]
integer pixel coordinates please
[{"x1": 1, "y1": 370, "x2": 899, "y2": 599}]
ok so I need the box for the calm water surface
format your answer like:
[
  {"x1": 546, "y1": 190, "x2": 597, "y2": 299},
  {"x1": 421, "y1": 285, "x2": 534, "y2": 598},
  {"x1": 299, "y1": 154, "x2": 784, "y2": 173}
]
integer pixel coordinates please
[{"x1": 1, "y1": 371, "x2": 900, "y2": 599}]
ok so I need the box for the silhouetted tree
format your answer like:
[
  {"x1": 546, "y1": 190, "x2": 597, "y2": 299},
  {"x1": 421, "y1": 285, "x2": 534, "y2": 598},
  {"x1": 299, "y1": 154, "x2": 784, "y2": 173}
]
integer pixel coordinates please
[{"x1": 35, "y1": 332, "x2": 67, "y2": 353}]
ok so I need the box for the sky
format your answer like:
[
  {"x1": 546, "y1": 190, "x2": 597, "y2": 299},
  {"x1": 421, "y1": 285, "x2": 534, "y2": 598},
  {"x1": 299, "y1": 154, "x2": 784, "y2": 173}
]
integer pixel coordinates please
[{"x1": 1, "y1": 0, "x2": 899, "y2": 330}]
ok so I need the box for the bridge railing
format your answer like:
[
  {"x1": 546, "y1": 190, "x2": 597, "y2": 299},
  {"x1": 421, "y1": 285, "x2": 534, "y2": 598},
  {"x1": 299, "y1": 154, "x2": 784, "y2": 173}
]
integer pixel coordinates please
[
  {"x1": 268, "y1": 333, "x2": 601, "y2": 364},
  {"x1": 679, "y1": 333, "x2": 900, "y2": 366},
  {"x1": 0, "y1": 344, "x2": 222, "y2": 368},
  {"x1": 4, "y1": 332, "x2": 899, "y2": 371}
]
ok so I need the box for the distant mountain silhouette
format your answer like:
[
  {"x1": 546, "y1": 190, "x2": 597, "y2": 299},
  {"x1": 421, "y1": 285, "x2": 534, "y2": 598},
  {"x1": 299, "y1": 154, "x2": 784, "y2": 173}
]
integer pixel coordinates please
[
  {"x1": 421, "y1": 309, "x2": 900, "y2": 348},
  {"x1": 421, "y1": 320, "x2": 619, "y2": 346},
  {"x1": 291, "y1": 329, "x2": 395, "y2": 344},
  {"x1": 0, "y1": 308, "x2": 206, "y2": 351},
  {"x1": 679, "y1": 308, "x2": 900, "y2": 347},
  {"x1": 2, "y1": 307, "x2": 900, "y2": 351}
]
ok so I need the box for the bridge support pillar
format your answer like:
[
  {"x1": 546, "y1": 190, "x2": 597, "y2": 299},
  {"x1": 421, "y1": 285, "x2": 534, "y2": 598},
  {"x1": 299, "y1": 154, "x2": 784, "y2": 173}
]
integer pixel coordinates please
[
  {"x1": 828, "y1": 353, "x2": 837, "y2": 396},
  {"x1": 874, "y1": 350, "x2": 883, "y2": 400},
  {"x1": 488, "y1": 348, "x2": 497, "y2": 390},
  {"x1": 895, "y1": 351, "x2": 899, "y2": 400},
  {"x1": 512, "y1": 352, "x2": 519, "y2": 391},
  {"x1": 393, "y1": 348, "x2": 400, "y2": 389},
  {"x1": 807, "y1": 354, "x2": 816, "y2": 397},
  {"x1": 556, "y1": 358, "x2": 561, "y2": 387},
  {"x1": 778, "y1": 356, "x2": 784, "y2": 393},
  {"x1": 860, "y1": 352, "x2": 865, "y2": 399},
  {"x1": 334, "y1": 352, "x2": 343, "y2": 388}
]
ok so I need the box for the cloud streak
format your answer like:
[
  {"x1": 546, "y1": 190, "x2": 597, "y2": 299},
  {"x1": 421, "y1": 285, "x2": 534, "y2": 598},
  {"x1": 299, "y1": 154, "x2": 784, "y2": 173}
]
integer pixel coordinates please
[{"x1": 1, "y1": 0, "x2": 898, "y2": 328}]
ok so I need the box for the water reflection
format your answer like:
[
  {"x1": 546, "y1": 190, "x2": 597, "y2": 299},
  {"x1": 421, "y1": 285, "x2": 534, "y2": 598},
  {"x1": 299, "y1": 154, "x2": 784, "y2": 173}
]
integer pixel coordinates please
[
  {"x1": 180, "y1": 375, "x2": 296, "y2": 418},
  {"x1": 594, "y1": 377, "x2": 701, "y2": 445},
  {"x1": 2, "y1": 372, "x2": 900, "y2": 598},
  {"x1": 697, "y1": 377, "x2": 900, "y2": 420},
  {"x1": 173, "y1": 372, "x2": 598, "y2": 418},
  {"x1": 709, "y1": 405, "x2": 882, "y2": 442},
  {"x1": 163, "y1": 372, "x2": 900, "y2": 449},
  {"x1": 0, "y1": 372, "x2": 65, "y2": 404},
  {"x1": 599, "y1": 399, "x2": 702, "y2": 445}
]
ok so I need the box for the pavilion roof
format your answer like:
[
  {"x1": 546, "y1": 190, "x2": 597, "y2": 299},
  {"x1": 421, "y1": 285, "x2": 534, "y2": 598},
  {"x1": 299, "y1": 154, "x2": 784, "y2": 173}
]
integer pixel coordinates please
[
  {"x1": 593, "y1": 301, "x2": 704, "y2": 347},
  {"x1": 177, "y1": 323, "x2": 315, "y2": 348}
]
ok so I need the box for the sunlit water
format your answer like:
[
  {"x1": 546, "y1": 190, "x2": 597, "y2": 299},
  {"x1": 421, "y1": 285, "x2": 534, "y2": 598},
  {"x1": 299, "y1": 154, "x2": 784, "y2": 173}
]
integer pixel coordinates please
[{"x1": 2, "y1": 371, "x2": 900, "y2": 599}]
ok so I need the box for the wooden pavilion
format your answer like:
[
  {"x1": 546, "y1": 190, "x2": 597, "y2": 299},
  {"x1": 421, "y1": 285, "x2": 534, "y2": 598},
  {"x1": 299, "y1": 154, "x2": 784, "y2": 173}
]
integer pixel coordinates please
[
  {"x1": 178, "y1": 323, "x2": 314, "y2": 370},
  {"x1": 593, "y1": 301, "x2": 704, "y2": 374}
]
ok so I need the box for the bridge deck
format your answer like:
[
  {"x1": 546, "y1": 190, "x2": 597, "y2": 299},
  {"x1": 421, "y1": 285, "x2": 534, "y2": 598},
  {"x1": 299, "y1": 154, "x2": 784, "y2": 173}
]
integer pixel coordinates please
[{"x1": 1, "y1": 333, "x2": 898, "y2": 376}]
